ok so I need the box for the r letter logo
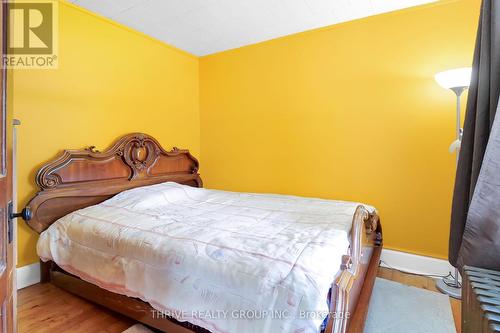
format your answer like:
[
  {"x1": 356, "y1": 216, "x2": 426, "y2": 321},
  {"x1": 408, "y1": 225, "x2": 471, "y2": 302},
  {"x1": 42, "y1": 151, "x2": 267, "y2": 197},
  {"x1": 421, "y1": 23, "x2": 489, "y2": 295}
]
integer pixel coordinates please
[{"x1": 4, "y1": 1, "x2": 58, "y2": 69}]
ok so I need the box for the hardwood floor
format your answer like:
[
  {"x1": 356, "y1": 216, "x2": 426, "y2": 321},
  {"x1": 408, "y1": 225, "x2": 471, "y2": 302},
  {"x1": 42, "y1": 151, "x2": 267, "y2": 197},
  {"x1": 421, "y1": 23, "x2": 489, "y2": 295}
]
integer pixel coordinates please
[
  {"x1": 18, "y1": 283, "x2": 133, "y2": 333},
  {"x1": 18, "y1": 267, "x2": 461, "y2": 333}
]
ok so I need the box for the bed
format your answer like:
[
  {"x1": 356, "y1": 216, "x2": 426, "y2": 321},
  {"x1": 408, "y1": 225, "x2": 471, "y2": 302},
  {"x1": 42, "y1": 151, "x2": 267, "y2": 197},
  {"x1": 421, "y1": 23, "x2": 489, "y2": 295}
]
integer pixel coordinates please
[{"x1": 21, "y1": 133, "x2": 382, "y2": 333}]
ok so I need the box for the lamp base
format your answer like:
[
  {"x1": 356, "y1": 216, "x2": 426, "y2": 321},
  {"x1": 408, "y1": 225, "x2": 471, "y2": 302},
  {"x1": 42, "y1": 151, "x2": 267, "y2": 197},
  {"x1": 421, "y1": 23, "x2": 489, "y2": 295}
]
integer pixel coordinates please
[{"x1": 436, "y1": 277, "x2": 461, "y2": 299}]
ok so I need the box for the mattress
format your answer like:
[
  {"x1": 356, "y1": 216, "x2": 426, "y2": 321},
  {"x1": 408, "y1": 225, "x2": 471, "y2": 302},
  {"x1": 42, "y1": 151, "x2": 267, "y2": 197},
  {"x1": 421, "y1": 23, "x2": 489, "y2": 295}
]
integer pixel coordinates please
[{"x1": 37, "y1": 182, "x2": 374, "y2": 333}]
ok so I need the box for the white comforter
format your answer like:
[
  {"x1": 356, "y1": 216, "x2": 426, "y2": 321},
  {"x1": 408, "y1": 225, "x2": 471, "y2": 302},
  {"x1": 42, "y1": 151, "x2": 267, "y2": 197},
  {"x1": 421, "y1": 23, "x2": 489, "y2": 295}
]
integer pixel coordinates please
[{"x1": 38, "y1": 182, "x2": 373, "y2": 333}]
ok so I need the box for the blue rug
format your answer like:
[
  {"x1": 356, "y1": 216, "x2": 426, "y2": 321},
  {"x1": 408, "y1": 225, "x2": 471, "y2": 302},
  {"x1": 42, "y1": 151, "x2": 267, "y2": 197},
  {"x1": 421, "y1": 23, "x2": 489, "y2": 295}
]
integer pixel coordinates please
[{"x1": 365, "y1": 278, "x2": 456, "y2": 333}]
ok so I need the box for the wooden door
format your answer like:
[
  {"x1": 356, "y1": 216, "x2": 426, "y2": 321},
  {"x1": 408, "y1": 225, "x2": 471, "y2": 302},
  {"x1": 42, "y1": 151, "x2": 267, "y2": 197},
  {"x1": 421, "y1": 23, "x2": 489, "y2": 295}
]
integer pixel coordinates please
[{"x1": 0, "y1": 1, "x2": 14, "y2": 332}]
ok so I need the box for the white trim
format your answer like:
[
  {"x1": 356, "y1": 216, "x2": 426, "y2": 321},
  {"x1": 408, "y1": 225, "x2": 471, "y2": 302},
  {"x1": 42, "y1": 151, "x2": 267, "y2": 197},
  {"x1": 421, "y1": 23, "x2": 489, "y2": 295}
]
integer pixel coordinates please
[
  {"x1": 16, "y1": 262, "x2": 40, "y2": 290},
  {"x1": 380, "y1": 249, "x2": 456, "y2": 277}
]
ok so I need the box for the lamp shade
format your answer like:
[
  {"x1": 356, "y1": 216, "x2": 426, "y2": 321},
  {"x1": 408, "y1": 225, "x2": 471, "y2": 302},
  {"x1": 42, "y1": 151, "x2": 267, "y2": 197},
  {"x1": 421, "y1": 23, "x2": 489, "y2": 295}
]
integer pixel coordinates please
[{"x1": 435, "y1": 67, "x2": 472, "y2": 90}]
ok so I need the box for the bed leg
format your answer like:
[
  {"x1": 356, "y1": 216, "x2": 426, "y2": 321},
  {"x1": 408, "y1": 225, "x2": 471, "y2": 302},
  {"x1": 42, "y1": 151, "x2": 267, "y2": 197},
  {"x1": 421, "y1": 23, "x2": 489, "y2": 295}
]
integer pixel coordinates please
[{"x1": 40, "y1": 260, "x2": 51, "y2": 283}]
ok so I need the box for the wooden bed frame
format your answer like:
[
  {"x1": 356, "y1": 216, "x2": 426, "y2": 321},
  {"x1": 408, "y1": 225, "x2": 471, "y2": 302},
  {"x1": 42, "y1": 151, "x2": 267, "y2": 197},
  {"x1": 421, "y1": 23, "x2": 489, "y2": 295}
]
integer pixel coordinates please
[{"x1": 21, "y1": 133, "x2": 382, "y2": 333}]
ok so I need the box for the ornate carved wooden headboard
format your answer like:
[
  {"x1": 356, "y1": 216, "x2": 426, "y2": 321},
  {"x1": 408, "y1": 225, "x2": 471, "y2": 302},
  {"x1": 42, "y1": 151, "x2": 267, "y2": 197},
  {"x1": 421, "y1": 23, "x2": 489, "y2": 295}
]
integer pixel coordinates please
[{"x1": 23, "y1": 133, "x2": 202, "y2": 233}]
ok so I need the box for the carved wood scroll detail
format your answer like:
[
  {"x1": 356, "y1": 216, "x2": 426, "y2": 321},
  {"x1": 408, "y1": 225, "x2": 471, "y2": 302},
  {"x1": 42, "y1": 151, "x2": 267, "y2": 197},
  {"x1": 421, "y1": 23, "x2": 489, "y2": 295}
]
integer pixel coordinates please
[
  {"x1": 25, "y1": 133, "x2": 202, "y2": 233},
  {"x1": 329, "y1": 206, "x2": 382, "y2": 333},
  {"x1": 36, "y1": 133, "x2": 200, "y2": 190}
]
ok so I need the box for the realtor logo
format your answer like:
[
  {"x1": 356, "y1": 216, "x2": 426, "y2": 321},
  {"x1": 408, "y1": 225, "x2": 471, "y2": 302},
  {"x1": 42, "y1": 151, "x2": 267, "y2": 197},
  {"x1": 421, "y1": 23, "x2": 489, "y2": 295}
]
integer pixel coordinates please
[{"x1": 4, "y1": 0, "x2": 58, "y2": 68}]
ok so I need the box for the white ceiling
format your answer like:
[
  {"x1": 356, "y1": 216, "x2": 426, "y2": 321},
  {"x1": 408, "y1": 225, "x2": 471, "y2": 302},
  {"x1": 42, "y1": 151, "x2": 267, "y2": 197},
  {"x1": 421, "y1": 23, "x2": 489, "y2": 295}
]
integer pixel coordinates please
[{"x1": 69, "y1": 0, "x2": 437, "y2": 56}]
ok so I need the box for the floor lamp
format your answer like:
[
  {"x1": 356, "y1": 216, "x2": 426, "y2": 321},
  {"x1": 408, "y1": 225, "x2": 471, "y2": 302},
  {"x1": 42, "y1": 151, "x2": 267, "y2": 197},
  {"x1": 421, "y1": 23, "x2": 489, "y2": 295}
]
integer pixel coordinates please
[{"x1": 434, "y1": 67, "x2": 472, "y2": 299}]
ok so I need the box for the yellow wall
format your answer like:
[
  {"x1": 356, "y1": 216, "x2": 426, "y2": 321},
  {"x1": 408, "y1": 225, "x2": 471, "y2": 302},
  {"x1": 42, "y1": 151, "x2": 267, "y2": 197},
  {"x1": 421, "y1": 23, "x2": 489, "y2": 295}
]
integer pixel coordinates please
[
  {"x1": 14, "y1": 0, "x2": 481, "y2": 267},
  {"x1": 199, "y1": 0, "x2": 480, "y2": 259},
  {"x1": 14, "y1": 2, "x2": 200, "y2": 267}
]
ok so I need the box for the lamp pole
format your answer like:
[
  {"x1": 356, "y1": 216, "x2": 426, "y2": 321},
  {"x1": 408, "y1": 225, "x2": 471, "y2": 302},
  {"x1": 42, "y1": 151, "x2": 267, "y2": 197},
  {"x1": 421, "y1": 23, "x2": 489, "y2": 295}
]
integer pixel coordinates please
[
  {"x1": 451, "y1": 86, "x2": 466, "y2": 163},
  {"x1": 435, "y1": 86, "x2": 467, "y2": 299}
]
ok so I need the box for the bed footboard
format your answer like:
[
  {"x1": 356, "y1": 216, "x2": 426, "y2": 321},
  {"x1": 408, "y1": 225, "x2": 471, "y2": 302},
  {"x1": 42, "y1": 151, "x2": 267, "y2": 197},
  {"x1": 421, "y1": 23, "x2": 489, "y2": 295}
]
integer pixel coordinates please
[{"x1": 327, "y1": 206, "x2": 382, "y2": 333}]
